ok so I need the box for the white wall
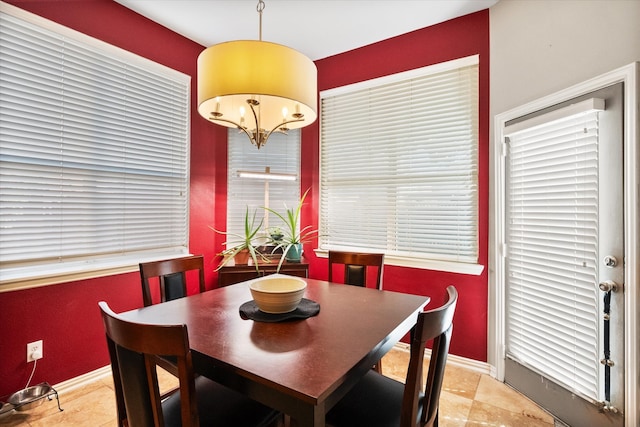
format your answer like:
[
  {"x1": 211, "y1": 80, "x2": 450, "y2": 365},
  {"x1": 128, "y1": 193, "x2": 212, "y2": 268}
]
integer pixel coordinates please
[
  {"x1": 490, "y1": 0, "x2": 640, "y2": 115},
  {"x1": 489, "y1": 1, "x2": 640, "y2": 425}
]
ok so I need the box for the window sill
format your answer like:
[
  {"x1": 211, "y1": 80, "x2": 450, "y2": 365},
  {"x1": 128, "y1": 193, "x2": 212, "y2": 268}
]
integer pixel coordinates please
[
  {"x1": 0, "y1": 265, "x2": 139, "y2": 293},
  {"x1": 0, "y1": 251, "x2": 189, "y2": 293},
  {"x1": 314, "y1": 249, "x2": 485, "y2": 276}
]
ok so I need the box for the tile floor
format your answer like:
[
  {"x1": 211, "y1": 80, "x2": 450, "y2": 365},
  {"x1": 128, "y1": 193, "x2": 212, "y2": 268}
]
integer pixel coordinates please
[{"x1": 0, "y1": 347, "x2": 554, "y2": 427}]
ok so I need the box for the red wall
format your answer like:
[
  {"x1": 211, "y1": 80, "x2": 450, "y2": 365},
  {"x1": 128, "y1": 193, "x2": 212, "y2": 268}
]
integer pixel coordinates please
[
  {"x1": 0, "y1": 0, "x2": 225, "y2": 398},
  {"x1": 0, "y1": 1, "x2": 489, "y2": 398},
  {"x1": 302, "y1": 10, "x2": 490, "y2": 362}
]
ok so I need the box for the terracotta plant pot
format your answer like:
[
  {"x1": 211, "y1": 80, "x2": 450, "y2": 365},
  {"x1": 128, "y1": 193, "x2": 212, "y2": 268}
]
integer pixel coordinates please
[{"x1": 234, "y1": 248, "x2": 250, "y2": 265}]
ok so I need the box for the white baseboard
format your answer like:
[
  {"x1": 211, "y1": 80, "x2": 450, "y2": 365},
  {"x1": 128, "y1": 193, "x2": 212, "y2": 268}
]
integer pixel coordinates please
[
  {"x1": 392, "y1": 342, "x2": 494, "y2": 376},
  {"x1": 52, "y1": 365, "x2": 112, "y2": 395}
]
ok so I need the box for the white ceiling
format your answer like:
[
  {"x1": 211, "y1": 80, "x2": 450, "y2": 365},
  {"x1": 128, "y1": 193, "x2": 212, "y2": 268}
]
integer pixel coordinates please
[{"x1": 114, "y1": 0, "x2": 498, "y2": 60}]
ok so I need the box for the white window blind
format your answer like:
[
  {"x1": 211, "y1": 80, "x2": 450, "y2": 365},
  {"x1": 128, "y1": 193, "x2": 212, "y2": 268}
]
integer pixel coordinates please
[
  {"x1": 227, "y1": 130, "x2": 300, "y2": 242},
  {"x1": 0, "y1": 7, "x2": 190, "y2": 284},
  {"x1": 505, "y1": 106, "x2": 602, "y2": 400},
  {"x1": 319, "y1": 56, "x2": 478, "y2": 266}
]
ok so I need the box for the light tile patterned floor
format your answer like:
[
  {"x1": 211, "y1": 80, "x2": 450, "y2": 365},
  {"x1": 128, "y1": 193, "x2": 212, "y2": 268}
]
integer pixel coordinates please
[{"x1": 0, "y1": 348, "x2": 554, "y2": 427}]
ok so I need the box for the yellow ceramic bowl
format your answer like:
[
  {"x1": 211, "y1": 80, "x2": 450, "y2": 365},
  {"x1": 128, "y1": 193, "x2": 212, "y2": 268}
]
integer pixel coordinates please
[{"x1": 249, "y1": 275, "x2": 307, "y2": 314}]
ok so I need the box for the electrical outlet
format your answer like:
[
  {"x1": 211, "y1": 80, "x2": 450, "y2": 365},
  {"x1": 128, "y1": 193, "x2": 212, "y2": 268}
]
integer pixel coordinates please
[{"x1": 26, "y1": 340, "x2": 43, "y2": 363}]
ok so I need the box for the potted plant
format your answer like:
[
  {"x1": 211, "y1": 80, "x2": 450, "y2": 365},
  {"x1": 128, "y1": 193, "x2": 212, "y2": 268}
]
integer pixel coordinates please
[
  {"x1": 211, "y1": 207, "x2": 267, "y2": 272},
  {"x1": 267, "y1": 226, "x2": 284, "y2": 244},
  {"x1": 264, "y1": 189, "x2": 317, "y2": 270}
]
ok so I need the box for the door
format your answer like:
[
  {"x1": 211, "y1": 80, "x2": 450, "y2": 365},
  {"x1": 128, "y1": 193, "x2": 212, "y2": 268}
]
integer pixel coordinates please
[{"x1": 502, "y1": 83, "x2": 624, "y2": 427}]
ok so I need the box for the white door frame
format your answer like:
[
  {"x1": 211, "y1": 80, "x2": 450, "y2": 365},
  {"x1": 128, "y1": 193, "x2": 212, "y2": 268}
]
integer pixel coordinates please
[{"x1": 491, "y1": 62, "x2": 639, "y2": 427}]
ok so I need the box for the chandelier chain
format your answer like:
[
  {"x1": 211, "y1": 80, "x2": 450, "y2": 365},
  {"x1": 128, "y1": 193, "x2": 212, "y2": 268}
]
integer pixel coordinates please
[{"x1": 257, "y1": 0, "x2": 265, "y2": 41}]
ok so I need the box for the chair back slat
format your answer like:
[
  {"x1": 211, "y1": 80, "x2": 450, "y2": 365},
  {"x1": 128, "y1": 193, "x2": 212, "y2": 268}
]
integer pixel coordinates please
[
  {"x1": 115, "y1": 346, "x2": 157, "y2": 427},
  {"x1": 163, "y1": 272, "x2": 188, "y2": 301},
  {"x1": 345, "y1": 265, "x2": 365, "y2": 286}
]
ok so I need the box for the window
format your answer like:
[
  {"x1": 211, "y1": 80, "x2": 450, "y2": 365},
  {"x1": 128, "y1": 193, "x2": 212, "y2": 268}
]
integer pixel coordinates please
[
  {"x1": 0, "y1": 5, "x2": 190, "y2": 286},
  {"x1": 319, "y1": 56, "x2": 479, "y2": 272},
  {"x1": 227, "y1": 129, "x2": 300, "y2": 244}
]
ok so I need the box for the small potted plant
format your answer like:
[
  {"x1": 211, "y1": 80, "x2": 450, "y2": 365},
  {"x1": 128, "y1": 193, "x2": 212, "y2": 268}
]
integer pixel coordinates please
[
  {"x1": 267, "y1": 226, "x2": 284, "y2": 244},
  {"x1": 264, "y1": 189, "x2": 317, "y2": 270},
  {"x1": 211, "y1": 207, "x2": 267, "y2": 272}
]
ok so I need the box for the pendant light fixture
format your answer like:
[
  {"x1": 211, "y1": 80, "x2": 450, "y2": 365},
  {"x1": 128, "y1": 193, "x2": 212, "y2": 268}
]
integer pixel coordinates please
[{"x1": 197, "y1": 0, "x2": 318, "y2": 149}]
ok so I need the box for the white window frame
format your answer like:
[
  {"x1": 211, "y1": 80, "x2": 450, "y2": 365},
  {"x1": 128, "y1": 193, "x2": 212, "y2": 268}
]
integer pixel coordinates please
[
  {"x1": 226, "y1": 129, "x2": 301, "y2": 245},
  {"x1": 0, "y1": 3, "x2": 191, "y2": 290},
  {"x1": 318, "y1": 55, "x2": 483, "y2": 275}
]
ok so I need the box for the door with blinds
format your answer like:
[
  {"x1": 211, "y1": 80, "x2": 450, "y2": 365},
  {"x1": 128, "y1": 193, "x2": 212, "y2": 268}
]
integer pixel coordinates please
[{"x1": 503, "y1": 83, "x2": 624, "y2": 427}]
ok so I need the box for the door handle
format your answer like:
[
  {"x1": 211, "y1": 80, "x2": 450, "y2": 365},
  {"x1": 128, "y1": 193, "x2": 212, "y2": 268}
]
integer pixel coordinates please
[{"x1": 598, "y1": 280, "x2": 621, "y2": 293}]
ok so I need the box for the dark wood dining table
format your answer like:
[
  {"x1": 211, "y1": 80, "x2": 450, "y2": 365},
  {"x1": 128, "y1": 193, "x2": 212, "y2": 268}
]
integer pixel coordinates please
[{"x1": 121, "y1": 277, "x2": 430, "y2": 427}]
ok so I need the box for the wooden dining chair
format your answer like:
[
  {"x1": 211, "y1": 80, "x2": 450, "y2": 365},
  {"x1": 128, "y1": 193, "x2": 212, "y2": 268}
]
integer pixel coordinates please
[
  {"x1": 99, "y1": 301, "x2": 281, "y2": 427},
  {"x1": 139, "y1": 255, "x2": 206, "y2": 307},
  {"x1": 139, "y1": 255, "x2": 206, "y2": 379},
  {"x1": 328, "y1": 250, "x2": 385, "y2": 372},
  {"x1": 325, "y1": 285, "x2": 458, "y2": 427},
  {"x1": 328, "y1": 251, "x2": 385, "y2": 290}
]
